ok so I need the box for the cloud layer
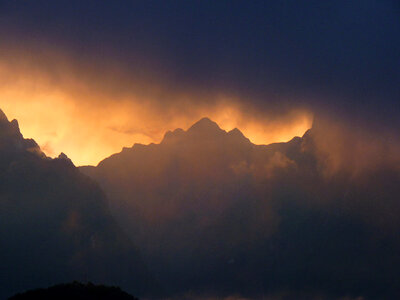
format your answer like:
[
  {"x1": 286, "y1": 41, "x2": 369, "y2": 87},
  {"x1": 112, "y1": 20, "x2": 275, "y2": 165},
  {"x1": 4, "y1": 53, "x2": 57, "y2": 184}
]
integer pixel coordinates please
[
  {"x1": 1, "y1": 1, "x2": 399, "y2": 165},
  {"x1": 0, "y1": 46, "x2": 312, "y2": 165}
]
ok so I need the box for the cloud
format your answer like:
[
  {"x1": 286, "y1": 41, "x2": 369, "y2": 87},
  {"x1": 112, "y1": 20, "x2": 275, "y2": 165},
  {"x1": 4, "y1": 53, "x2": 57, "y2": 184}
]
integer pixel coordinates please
[
  {"x1": 1, "y1": 1, "x2": 398, "y2": 125},
  {"x1": 0, "y1": 45, "x2": 313, "y2": 165},
  {"x1": 306, "y1": 115, "x2": 400, "y2": 177},
  {"x1": 1, "y1": 0, "x2": 398, "y2": 166}
]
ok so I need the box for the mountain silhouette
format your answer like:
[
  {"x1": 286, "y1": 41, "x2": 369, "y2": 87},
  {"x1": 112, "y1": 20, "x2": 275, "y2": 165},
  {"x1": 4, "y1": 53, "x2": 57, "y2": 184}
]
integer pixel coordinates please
[
  {"x1": 0, "y1": 109, "x2": 154, "y2": 299},
  {"x1": 188, "y1": 117, "x2": 222, "y2": 132},
  {"x1": 81, "y1": 117, "x2": 400, "y2": 299},
  {"x1": 162, "y1": 117, "x2": 251, "y2": 145},
  {"x1": 8, "y1": 282, "x2": 138, "y2": 300},
  {"x1": 2, "y1": 109, "x2": 399, "y2": 299}
]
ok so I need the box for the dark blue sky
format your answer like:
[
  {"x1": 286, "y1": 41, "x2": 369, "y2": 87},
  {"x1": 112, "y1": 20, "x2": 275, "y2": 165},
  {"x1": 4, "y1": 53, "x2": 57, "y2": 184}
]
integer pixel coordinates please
[{"x1": 1, "y1": 0, "x2": 399, "y2": 128}]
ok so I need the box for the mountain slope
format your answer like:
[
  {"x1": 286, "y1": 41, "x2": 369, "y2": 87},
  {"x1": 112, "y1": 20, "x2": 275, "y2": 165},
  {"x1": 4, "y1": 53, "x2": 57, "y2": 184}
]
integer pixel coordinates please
[
  {"x1": 81, "y1": 117, "x2": 400, "y2": 299},
  {"x1": 0, "y1": 109, "x2": 154, "y2": 299},
  {"x1": 9, "y1": 282, "x2": 138, "y2": 300}
]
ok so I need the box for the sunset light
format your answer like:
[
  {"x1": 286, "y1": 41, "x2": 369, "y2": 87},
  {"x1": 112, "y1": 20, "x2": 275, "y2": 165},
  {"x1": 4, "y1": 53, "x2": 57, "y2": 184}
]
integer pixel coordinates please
[
  {"x1": 1, "y1": 2, "x2": 397, "y2": 299},
  {"x1": 1, "y1": 82, "x2": 312, "y2": 166}
]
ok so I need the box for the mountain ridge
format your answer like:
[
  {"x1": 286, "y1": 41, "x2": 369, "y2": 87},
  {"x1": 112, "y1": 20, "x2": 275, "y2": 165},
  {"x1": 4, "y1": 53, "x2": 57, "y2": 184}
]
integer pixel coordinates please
[
  {"x1": 3, "y1": 109, "x2": 400, "y2": 298},
  {"x1": 79, "y1": 115, "x2": 400, "y2": 298},
  {"x1": 0, "y1": 109, "x2": 155, "y2": 299},
  {"x1": 83, "y1": 117, "x2": 304, "y2": 169}
]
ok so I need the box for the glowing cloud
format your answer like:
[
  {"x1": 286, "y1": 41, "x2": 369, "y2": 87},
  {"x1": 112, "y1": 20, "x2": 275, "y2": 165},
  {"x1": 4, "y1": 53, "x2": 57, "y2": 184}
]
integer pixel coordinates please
[{"x1": 0, "y1": 48, "x2": 313, "y2": 166}]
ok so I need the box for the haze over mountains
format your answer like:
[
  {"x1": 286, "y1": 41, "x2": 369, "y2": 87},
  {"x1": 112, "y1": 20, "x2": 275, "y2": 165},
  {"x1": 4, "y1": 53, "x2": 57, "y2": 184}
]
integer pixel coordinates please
[
  {"x1": 1, "y1": 107, "x2": 400, "y2": 299},
  {"x1": 0, "y1": 110, "x2": 153, "y2": 299},
  {"x1": 81, "y1": 117, "x2": 400, "y2": 299},
  {"x1": 0, "y1": 1, "x2": 398, "y2": 299}
]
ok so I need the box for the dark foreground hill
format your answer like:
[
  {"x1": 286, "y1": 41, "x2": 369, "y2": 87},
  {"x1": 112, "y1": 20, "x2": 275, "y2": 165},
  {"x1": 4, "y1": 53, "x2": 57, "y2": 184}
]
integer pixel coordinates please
[
  {"x1": 81, "y1": 117, "x2": 400, "y2": 299},
  {"x1": 0, "y1": 109, "x2": 154, "y2": 299},
  {"x1": 8, "y1": 282, "x2": 138, "y2": 300}
]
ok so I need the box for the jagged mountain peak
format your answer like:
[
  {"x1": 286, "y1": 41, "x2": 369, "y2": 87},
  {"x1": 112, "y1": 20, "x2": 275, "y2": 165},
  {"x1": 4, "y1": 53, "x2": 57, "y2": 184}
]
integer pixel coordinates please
[
  {"x1": 0, "y1": 109, "x2": 20, "y2": 132},
  {"x1": 0, "y1": 110, "x2": 23, "y2": 140},
  {"x1": 0, "y1": 108, "x2": 41, "y2": 156},
  {"x1": 228, "y1": 127, "x2": 250, "y2": 143},
  {"x1": 0, "y1": 109, "x2": 154, "y2": 298},
  {"x1": 0, "y1": 110, "x2": 20, "y2": 134},
  {"x1": 161, "y1": 128, "x2": 185, "y2": 143},
  {"x1": 187, "y1": 117, "x2": 223, "y2": 133},
  {"x1": 158, "y1": 118, "x2": 254, "y2": 147},
  {"x1": 0, "y1": 109, "x2": 8, "y2": 121}
]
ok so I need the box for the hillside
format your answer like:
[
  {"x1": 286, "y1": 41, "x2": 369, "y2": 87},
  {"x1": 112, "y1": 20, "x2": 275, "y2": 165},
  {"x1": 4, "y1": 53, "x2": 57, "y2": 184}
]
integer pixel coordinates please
[
  {"x1": 8, "y1": 282, "x2": 138, "y2": 300},
  {"x1": 81, "y1": 117, "x2": 400, "y2": 299},
  {"x1": 0, "y1": 109, "x2": 154, "y2": 299}
]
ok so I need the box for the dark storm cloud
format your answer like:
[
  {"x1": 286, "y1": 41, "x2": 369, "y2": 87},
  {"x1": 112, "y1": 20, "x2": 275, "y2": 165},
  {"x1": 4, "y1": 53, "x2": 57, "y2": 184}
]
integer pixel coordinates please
[
  {"x1": 1, "y1": 3, "x2": 399, "y2": 298},
  {"x1": 1, "y1": 0, "x2": 399, "y2": 127}
]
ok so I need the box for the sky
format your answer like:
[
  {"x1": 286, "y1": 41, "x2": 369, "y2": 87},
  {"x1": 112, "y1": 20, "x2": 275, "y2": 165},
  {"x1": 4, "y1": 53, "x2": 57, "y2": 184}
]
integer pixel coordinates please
[
  {"x1": 1, "y1": 2, "x2": 400, "y2": 298},
  {"x1": 0, "y1": 0, "x2": 399, "y2": 165}
]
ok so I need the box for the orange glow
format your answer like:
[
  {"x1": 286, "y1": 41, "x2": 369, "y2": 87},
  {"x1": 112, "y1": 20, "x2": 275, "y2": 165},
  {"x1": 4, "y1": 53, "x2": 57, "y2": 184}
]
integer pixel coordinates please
[
  {"x1": 1, "y1": 95, "x2": 312, "y2": 166},
  {"x1": 204, "y1": 103, "x2": 312, "y2": 145},
  {"x1": 0, "y1": 51, "x2": 313, "y2": 166}
]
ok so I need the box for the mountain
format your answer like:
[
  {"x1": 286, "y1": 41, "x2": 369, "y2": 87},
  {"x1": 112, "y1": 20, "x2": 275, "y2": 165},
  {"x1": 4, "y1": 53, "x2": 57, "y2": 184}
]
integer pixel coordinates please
[
  {"x1": 9, "y1": 282, "x2": 138, "y2": 300},
  {"x1": 0, "y1": 109, "x2": 154, "y2": 299},
  {"x1": 81, "y1": 117, "x2": 400, "y2": 299}
]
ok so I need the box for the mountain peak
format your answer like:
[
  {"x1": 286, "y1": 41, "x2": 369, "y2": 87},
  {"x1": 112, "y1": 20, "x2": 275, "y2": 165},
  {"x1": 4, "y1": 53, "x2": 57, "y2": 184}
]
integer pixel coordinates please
[
  {"x1": 228, "y1": 128, "x2": 251, "y2": 143},
  {"x1": 0, "y1": 109, "x2": 20, "y2": 133},
  {"x1": 188, "y1": 117, "x2": 223, "y2": 133},
  {"x1": 0, "y1": 109, "x2": 8, "y2": 122},
  {"x1": 160, "y1": 118, "x2": 252, "y2": 145},
  {"x1": 162, "y1": 128, "x2": 185, "y2": 143}
]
